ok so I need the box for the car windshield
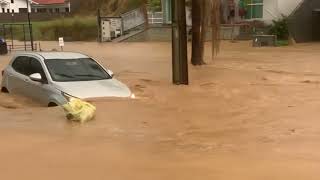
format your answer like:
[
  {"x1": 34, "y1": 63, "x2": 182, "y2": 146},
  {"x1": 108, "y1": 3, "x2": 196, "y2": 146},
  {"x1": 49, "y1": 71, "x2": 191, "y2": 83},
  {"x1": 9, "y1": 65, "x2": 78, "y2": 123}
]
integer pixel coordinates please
[{"x1": 44, "y1": 58, "x2": 112, "y2": 82}]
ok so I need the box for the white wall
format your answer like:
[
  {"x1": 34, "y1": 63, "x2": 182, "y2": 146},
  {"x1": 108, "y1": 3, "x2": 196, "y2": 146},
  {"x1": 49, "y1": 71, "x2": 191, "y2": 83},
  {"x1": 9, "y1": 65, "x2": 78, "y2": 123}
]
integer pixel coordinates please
[
  {"x1": 263, "y1": 0, "x2": 304, "y2": 24},
  {"x1": 11, "y1": 0, "x2": 30, "y2": 13},
  {"x1": 0, "y1": 0, "x2": 30, "y2": 13},
  {"x1": 0, "y1": 0, "x2": 11, "y2": 13},
  {"x1": 1, "y1": 0, "x2": 71, "y2": 13},
  {"x1": 263, "y1": 0, "x2": 280, "y2": 23},
  {"x1": 277, "y1": 0, "x2": 303, "y2": 16}
]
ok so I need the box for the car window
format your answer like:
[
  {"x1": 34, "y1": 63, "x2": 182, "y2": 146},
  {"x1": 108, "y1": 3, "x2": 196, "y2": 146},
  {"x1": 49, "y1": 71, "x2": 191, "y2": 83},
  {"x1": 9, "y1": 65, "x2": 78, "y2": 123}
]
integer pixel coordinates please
[
  {"x1": 44, "y1": 58, "x2": 111, "y2": 82},
  {"x1": 12, "y1": 56, "x2": 47, "y2": 82},
  {"x1": 29, "y1": 57, "x2": 47, "y2": 81},
  {"x1": 12, "y1": 56, "x2": 29, "y2": 75}
]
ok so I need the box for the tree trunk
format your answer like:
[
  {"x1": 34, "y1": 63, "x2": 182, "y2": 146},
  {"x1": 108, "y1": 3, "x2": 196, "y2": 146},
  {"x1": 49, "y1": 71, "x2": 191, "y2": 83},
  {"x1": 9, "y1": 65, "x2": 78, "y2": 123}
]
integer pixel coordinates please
[
  {"x1": 211, "y1": 0, "x2": 221, "y2": 59},
  {"x1": 200, "y1": 0, "x2": 208, "y2": 61},
  {"x1": 142, "y1": 0, "x2": 149, "y2": 28},
  {"x1": 191, "y1": 0, "x2": 206, "y2": 65}
]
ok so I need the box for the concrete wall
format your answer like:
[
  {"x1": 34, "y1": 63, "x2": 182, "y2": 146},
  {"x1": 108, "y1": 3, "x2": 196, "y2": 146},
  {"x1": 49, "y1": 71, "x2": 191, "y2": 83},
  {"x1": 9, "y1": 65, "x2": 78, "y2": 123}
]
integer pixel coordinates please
[{"x1": 124, "y1": 25, "x2": 240, "y2": 42}]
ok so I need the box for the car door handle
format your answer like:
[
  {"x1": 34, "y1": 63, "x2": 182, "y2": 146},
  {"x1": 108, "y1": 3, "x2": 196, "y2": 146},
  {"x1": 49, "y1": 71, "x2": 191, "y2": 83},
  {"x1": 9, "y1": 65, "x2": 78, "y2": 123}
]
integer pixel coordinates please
[{"x1": 24, "y1": 78, "x2": 29, "y2": 82}]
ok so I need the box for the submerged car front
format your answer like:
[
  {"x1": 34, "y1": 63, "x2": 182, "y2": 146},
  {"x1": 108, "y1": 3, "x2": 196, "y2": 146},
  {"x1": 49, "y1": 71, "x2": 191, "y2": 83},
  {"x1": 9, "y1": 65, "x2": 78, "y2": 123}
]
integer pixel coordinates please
[{"x1": 44, "y1": 57, "x2": 134, "y2": 105}]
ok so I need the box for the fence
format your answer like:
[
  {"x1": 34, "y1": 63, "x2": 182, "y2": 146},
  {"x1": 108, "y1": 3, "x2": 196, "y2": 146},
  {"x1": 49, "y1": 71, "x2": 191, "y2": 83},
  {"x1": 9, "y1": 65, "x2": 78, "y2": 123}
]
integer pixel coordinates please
[
  {"x1": 120, "y1": 7, "x2": 146, "y2": 32},
  {"x1": 147, "y1": 12, "x2": 163, "y2": 24},
  {"x1": 0, "y1": 23, "x2": 36, "y2": 51}
]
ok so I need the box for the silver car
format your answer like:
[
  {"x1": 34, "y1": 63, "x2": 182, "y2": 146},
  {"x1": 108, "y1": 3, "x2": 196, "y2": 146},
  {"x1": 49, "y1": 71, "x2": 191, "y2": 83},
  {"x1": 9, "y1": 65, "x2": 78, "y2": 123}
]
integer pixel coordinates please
[{"x1": 1, "y1": 52, "x2": 133, "y2": 107}]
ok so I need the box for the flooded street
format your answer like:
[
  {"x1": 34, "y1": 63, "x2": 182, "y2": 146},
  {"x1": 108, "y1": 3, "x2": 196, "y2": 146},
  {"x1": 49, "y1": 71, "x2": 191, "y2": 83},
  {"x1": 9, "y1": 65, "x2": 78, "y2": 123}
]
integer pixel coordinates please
[{"x1": 1, "y1": 41, "x2": 320, "y2": 179}]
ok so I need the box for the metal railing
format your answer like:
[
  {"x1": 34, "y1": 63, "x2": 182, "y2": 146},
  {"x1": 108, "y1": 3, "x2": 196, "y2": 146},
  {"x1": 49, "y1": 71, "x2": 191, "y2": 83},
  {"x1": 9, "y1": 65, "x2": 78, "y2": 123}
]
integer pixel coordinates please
[
  {"x1": 121, "y1": 7, "x2": 146, "y2": 32},
  {"x1": 7, "y1": 43, "x2": 37, "y2": 52},
  {"x1": 147, "y1": 12, "x2": 163, "y2": 24}
]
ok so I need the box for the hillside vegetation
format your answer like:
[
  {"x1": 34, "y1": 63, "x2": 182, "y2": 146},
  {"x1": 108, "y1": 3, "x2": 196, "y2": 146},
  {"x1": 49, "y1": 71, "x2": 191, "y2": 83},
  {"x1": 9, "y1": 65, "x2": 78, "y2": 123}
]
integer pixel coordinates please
[
  {"x1": 13, "y1": 0, "x2": 162, "y2": 41},
  {"x1": 71, "y1": 0, "x2": 147, "y2": 15},
  {"x1": 32, "y1": 0, "x2": 147, "y2": 41}
]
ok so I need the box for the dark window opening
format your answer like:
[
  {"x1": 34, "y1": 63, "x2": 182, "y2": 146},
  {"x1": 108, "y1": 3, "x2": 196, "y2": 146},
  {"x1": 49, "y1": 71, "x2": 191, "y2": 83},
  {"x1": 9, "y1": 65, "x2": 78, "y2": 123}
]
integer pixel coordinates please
[
  {"x1": 19, "y1": 8, "x2": 28, "y2": 13},
  {"x1": 37, "y1": 8, "x2": 47, "y2": 13}
]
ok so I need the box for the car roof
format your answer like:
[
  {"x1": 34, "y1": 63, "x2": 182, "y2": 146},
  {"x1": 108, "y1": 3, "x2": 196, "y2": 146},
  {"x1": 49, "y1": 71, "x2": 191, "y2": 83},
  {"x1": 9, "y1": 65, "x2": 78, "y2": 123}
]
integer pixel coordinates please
[{"x1": 15, "y1": 51, "x2": 89, "y2": 60}]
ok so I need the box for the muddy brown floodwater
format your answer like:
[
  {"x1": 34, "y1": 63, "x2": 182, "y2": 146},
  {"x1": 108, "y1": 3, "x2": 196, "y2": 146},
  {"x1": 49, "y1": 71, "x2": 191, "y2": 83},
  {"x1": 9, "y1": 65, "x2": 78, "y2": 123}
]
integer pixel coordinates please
[{"x1": 1, "y1": 41, "x2": 320, "y2": 180}]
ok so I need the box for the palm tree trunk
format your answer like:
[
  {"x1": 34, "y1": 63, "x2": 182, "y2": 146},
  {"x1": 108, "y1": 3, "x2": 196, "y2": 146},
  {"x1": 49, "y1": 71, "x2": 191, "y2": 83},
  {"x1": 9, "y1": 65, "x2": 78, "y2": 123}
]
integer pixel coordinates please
[
  {"x1": 191, "y1": 0, "x2": 205, "y2": 65},
  {"x1": 211, "y1": 0, "x2": 221, "y2": 59},
  {"x1": 200, "y1": 0, "x2": 208, "y2": 62}
]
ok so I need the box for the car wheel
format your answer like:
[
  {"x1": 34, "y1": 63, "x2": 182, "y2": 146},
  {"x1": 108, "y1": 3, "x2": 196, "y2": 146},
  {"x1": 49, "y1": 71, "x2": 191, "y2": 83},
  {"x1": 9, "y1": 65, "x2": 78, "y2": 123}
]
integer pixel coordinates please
[
  {"x1": 1, "y1": 87, "x2": 9, "y2": 93},
  {"x1": 48, "y1": 102, "x2": 58, "y2": 107}
]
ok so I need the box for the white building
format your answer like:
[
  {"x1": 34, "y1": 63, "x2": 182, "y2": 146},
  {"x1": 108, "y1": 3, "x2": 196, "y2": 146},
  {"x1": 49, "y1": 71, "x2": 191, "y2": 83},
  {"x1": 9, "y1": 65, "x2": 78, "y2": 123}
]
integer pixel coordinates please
[
  {"x1": 222, "y1": 0, "x2": 305, "y2": 24},
  {"x1": 161, "y1": 0, "x2": 305, "y2": 24},
  {"x1": 0, "y1": 0, "x2": 70, "y2": 13}
]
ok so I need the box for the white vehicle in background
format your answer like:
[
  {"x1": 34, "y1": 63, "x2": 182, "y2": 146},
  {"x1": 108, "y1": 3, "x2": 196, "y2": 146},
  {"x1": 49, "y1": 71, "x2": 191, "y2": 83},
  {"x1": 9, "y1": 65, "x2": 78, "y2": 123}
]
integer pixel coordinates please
[{"x1": 1, "y1": 52, "x2": 134, "y2": 107}]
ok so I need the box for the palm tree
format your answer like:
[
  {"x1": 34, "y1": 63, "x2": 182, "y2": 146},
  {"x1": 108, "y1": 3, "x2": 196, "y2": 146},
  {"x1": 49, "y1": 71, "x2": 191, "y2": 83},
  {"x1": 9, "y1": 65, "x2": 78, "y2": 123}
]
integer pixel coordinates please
[
  {"x1": 210, "y1": 0, "x2": 221, "y2": 59},
  {"x1": 191, "y1": 0, "x2": 205, "y2": 65},
  {"x1": 191, "y1": 0, "x2": 221, "y2": 65}
]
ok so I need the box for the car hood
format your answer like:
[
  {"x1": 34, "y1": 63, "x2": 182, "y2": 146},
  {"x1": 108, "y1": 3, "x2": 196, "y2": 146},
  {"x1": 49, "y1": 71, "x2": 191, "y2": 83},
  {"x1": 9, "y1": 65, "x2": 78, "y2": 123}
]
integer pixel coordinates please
[{"x1": 54, "y1": 79, "x2": 132, "y2": 99}]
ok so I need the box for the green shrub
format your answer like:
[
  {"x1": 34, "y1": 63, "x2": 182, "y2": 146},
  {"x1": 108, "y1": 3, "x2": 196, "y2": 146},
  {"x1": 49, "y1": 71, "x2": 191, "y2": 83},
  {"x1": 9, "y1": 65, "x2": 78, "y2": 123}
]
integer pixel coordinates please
[
  {"x1": 4, "y1": 25, "x2": 40, "y2": 41},
  {"x1": 148, "y1": 0, "x2": 161, "y2": 12},
  {"x1": 269, "y1": 16, "x2": 289, "y2": 40},
  {"x1": 276, "y1": 40, "x2": 289, "y2": 46},
  {"x1": 38, "y1": 16, "x2": 98, "y2": 41}
]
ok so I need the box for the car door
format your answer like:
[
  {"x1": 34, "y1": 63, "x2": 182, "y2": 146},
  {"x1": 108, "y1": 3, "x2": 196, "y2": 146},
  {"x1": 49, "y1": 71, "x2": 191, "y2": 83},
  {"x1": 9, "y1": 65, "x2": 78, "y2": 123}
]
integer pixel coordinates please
[
  {"x1": 7, "y1": 56, "x2": 31, "y2": 96},
  {"x1": 23, "y1": 57, "x2": 52, "y2": 105}
]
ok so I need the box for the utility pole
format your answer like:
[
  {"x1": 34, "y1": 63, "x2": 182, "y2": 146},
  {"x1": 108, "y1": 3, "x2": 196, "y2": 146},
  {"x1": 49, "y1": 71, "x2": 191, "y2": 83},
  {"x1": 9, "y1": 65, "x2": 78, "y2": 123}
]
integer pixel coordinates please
[
  {"x1": 172, "y1": 0, "x2": 189, "y2": 85},
  {"x1": 97, "y1": 8, "x2": 102, "y2": 42},
  {"x1": 25, "y1": 0, "x2": 34, "y2": 51},
  {"x1": 96, "y1": 0, "x2": 102, "y2": 42}
]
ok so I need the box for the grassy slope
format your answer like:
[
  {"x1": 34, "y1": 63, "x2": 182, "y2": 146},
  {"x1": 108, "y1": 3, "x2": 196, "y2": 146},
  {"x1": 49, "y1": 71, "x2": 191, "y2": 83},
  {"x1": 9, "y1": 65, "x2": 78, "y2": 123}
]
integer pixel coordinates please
[{"x1": 20, "y1": 0, "x2": 144, "y2": 41}]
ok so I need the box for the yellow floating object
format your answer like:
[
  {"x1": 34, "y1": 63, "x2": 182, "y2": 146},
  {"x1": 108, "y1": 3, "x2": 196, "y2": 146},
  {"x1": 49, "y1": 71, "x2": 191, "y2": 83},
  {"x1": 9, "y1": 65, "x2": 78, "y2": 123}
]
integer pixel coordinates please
[{"x1": 62, "y1": 98, "x2": 96, "y2": 123}]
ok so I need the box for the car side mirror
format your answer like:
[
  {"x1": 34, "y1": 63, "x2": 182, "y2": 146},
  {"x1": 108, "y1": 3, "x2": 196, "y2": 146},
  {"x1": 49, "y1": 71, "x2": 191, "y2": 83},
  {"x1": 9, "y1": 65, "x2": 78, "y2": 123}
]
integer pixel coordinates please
[
  {"x1": 107, "y1": 69, "x2": 114, "y2": 78},
  {"x1": 29, "y1": 73, "x2": 42, "y2": 82}
]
